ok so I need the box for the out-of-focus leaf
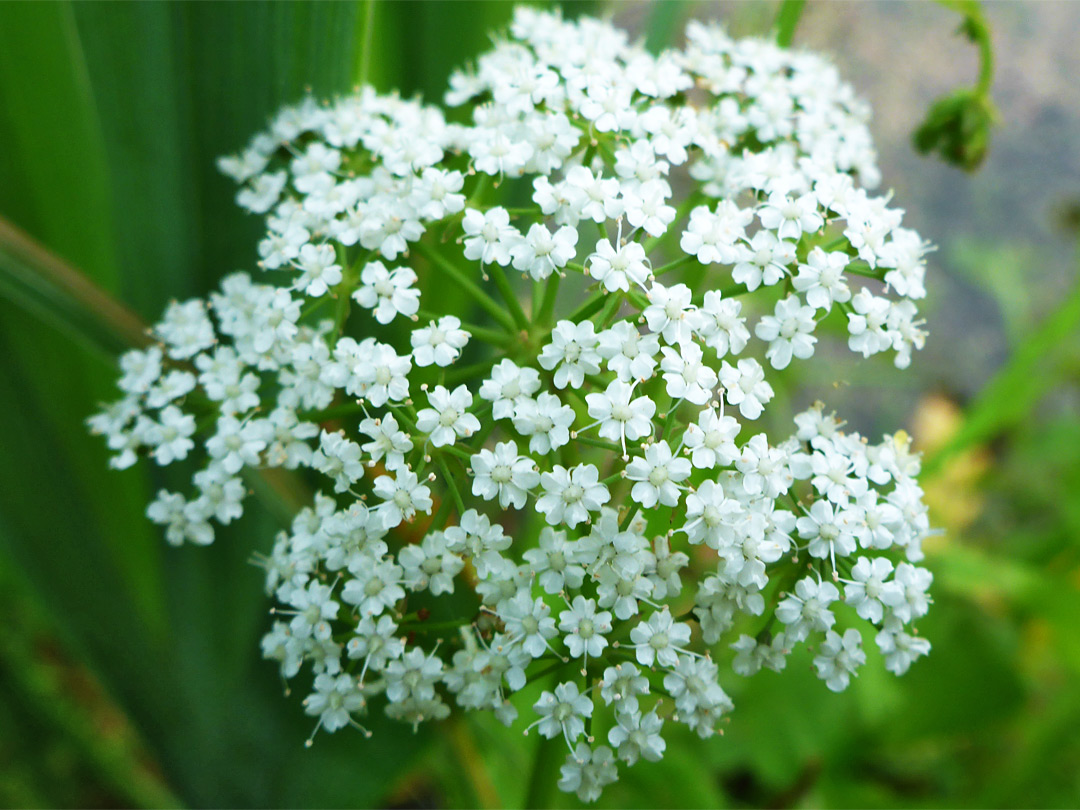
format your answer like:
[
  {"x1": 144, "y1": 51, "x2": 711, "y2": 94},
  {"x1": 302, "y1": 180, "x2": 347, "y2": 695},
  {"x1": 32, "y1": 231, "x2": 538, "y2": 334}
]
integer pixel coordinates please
[
  {"x1": 933, "y1": 544, "x2": 1080, "y2": 673},
  {"x1": 911, "y1": 0, "x2": 997, "y2": 171},
  {"x1": 912, "y1": 87, "x2": 997, "y2": 172},
  {"x1": 0, "y1": 2, "x2": 438, "y2": 805},
  {"x1": 644, "y1": 2, "x2": 691, "y2": 54},
  {"x1": 773, "y1": 0, "x2": 806, "y2": 48},
  {"x1": 922, "y1": 271, "x2": 1080, "y2": 477},
  {"x1": 0, "y1": 217, "x2": 151, "y2": 356}
]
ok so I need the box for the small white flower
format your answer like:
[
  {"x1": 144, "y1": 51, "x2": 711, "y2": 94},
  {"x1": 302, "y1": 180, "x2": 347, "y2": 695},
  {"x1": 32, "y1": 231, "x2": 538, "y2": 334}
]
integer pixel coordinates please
[
  {"x1": 682, "y1": 479, "x2": 743, "y2": 548},
  {"x1": 471, "y1": 440, "x2": 540, "y2": 509},
  {"x1": 731, "y1": 633, "x2": 790, "y2": 676},
  {"x1": 155, "y1": 299, "x2": 216, "y2": 360},
  {"x1": 530, "y1": 682, "x2": 593, "y2": 749},
  {"x1": 356, "y1": 343, "x2": 411, "y2": 406},
  {"x1": 757, "y1": 188, "x2": 824, "y2": 241},
  {"x1": 144, "y1": 405, "x2": 196, "y2": 465},
  {"x1": 191, "y1": 464, "x2": 246, "y2": 524},
  {"x1": 587, "y1": 238, "x2": 650, "y2": 293},
  {"x1": 564, "y1": 165, "x2": 624, "y2": 223},
  {"x1": 694, "y1": 289, "x2": 750, "y2": 358},
  {"x1": 875, "y1": 625, "x2": 931, "y2": 675},
  {"x1": 343, "y1": 554, "x2": 406, "y2": 617},
  {"x1": 399, "y1": 531, "x2": 464, "y2": 595},
  {"x1": 680, "y1": 200, "x2": 752, "y2": 264},
  {"x1": 558, "y1": 744, "x2": 618, "y2": 803},
  {"x1": 597, "y1": 321, "x2": 659, "y2": 383},
  {"x1": 683, "y1": 407, "x2": 741, "y2": 470},
  {"x1": 538, "y1": 320, "x2": 601, "y2": 389},
  {"x1": 497, "y1": 590, "x2": 558, "y2": 658},
  {"x1": 512, "y1": 393, "x2": 574, "y2": 454},
  {"x1": 732, "y1": 230, "x2": 796, "y2": 291},
  {"x1": 629, "y1": 609, "x2": 692, "y2": 668},
  {"x1": 736, "y1": 433, "x2": 796, "y2": 499},
  {"x1": 599, "y1": 663, "x2": 650, "y2": 713},
  {"x1": 293, "y1": 243, "x2": 343, "y2": 297},
  {"x1": 415, "y1": 384, "x2": 480, "y2": 447},
  {"x1": 524, "y1": 527, "x2": 585, "y2": 593},
  {"x1": 793, "y1": 247, "x2": 851, "y2": 311},
  {"x1": 372, "y1": 466, "x2": 433, "y2": 530},
  {"x1": 347, "y1": 615, "x2": 405, "y2": 683},
  {"x1": 353, "y1": 261, "x2": 420, "y2": 323},
  {"x1": 847, "y1": 289, "x2": 893, "y2": 358},
  {"x1": 890, "y1": 562, "x2": 933, "y2": 623},
  {"x1": 410, "y1": 316, "x2": 470, "y2": 367},
  {"x1": 558, "y1": 595, "x2": 612, "y2": 663},
  {"x1": 303, "y1": 673, "x2": 365, "y2": 735},
  {"x1": 384, "y1": 647, "x2": 444, "y2": 703},
  {"x1": 462, "y1": 207, "x2": 520, "y2": 266},
  {"x1": 511, "y1": 223, "x2": 578, "y2": 280},
  {"x1": 844, "y1": 556, "x2": 904, "y2": 623},
  {"x1": 312, "y1": 430, "x2": 365, "y2": 492},
  {"x1": 660, "y1": 342, "x2": 718, "y2": 405},
  {"x1": 359, "y1": 412, "x2": 413, "y2": 469},
  {"x1": 755, "y1": 295, "x2": 818, "y2": 370},
  {"x1": 608, "y1": 709, "x2": 666, "y2": 764},
  {"x1": 145, "y1": 369, "x2": 197, "y2": 409},
  {"x1": 479, "y1": 359, "x2": 541, "y2": 420},
  {"x1": 536, "y1": 464, "x2": 610, "y2": 528},
  {"x1": 813, "y1": 628, "x2": 866, "y2": 692},
  {"x1": 643, "y1": 282, "x2": 695, "y2": 345},
  {"x1": 118, "y1": 346, "x2": 163, "y2": 394},
  {"x1": 626, "y1": 441, "x2": 691, "y2": 509},
  {"x1": 719, "y1": 358, "x2": 774, "y2": 420},
  {"x1": 776, "y1": 577, "x2": 840, "y2": 642},
  {"x1": 206, "y1": 415, "x2": 270, "y2": 474},
  {"x1": 622, "y1": 178, "x2": 676, "y2": 237},
  {"x1": 584, "y1": 379, "x2": 655, "y2": 457}
]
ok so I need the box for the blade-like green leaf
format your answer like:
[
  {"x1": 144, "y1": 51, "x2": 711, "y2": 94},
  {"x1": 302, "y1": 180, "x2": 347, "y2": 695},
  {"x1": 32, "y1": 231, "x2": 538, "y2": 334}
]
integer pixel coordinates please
[
  {"x1": 0, "y1": 2, "x2": 440, "y2": 805},
  {"x1": 922, "y1": 266, "x2": 1080, "y2": 477}
]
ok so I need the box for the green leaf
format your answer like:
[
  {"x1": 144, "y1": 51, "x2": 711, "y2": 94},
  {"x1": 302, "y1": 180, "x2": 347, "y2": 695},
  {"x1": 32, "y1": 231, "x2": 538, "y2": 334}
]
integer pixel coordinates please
[
  {"x1": 773, "y1": 0, "x2": 806, "y2": 48},
  {"x1": 922, "y1": 269, "x2": 1080, "y2": 477},
  {"x1": 0, "y1": 2, "x2": 440, "y2": 805},
  {"x1": 911, "y1": 0, "x2": 997, "y2": 171}
]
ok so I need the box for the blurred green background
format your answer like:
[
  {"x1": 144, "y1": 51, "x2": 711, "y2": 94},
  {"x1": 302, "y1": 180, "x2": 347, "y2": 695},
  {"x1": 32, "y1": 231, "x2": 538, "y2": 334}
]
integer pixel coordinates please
[{"x1": 1, "y1": 1, "x2": 1078, "y2": 807}]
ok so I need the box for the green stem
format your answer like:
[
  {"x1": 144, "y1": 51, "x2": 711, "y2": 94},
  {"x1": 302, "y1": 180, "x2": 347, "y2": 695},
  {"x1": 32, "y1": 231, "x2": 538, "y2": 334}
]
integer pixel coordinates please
[
  {"x1": 660, "y1": 397, "x2": 683, "y2": 443},
  {"x1": 354, "y1": 0, "x2": 376, "y2": 86},
  {"x1": 774, "y1": 0, "x2": 806, "y2": 48},
  {"x1": 626, "y1": 289, "x2": 649, "y2": 310},
  {"x1": 575, "y1": 435, "x2": 623, "y2": 454},
  {"x1": 435, "y1": 456, "x2": 467, "y2": 517},
  {"x1": 489, "y1": 263, "x2": 531, "y2": 333},
  {"x1": 844, "y1": 262, "x2": 886, "y2": 281},
  {"x1": 440, "y1": 445, "x2": 473, "y2": 463},
  {"x1": 596, "y1": 290, "x2": 624, "y2": 327},
  {"x1": 537, "y1": 272, "x2": 561, "y2": 326},
  {"x1": 653, "y1": 254, "x2": 695, "y2": 276},
  {"x1": 445, "y1": 355, "x2": 500, "y2": 386},
  {"x1": 567, "y1": 291, "x2": 606, "y2": 322},
  {"x1": 468, "y1": 173, "x2": 491, "y2": 206},
  {"x1": 301, "y1": 400, "x2": 367, "y2": 424},
  {"x1": 418, "y1": 309, "x2": 512, "y2": 347},
  {"x1": 332, "y1": 248, "x2": 358, "y2": 342},
  {"x1": 414, "y1": 241, "x2": 517, "y2": 334}
]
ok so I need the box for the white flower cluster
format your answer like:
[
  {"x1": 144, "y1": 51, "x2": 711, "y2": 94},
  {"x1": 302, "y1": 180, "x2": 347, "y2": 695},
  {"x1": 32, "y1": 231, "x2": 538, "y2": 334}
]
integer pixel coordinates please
[{"x1": 88, "y1": 8, "x2": 936, "y2": 802}]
